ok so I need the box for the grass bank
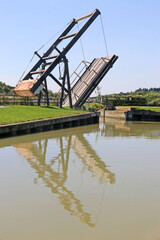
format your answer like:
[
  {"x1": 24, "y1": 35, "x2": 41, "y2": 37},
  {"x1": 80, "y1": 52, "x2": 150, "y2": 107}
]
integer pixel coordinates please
[
  {"x1": 134, "y1": 106, "x2": 160, "y2": 112},
  {"x1": 0, "y1": 105, "x2": 86, "y2": 125}
]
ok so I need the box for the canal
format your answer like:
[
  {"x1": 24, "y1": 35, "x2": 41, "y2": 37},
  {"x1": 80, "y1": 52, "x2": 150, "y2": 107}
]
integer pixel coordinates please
[{"x1": 0, "y1": 119, "x2": 160, "y2": 240}]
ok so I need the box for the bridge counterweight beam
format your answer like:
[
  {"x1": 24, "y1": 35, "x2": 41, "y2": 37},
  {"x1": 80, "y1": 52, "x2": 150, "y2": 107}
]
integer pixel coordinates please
[{"x1": 30, "y1": 9, "x2": 101, "y2": 93}]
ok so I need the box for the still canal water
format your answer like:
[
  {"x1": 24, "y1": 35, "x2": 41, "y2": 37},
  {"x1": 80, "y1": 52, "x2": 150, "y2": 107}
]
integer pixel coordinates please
[{"x1": 0, "y1": 119, "x2": 160, "y2": 240}]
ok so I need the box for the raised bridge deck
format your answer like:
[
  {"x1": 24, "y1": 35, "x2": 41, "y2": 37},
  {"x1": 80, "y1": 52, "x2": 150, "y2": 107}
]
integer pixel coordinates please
[{"x1": 63, "y1": 55, "x2": 118, "y2": 108}]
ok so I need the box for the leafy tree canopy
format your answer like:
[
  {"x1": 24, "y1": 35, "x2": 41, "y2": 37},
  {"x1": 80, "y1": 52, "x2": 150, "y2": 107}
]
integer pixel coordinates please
[{"x1": 0, "y1": 81, "x2": 14, "y2": 94}]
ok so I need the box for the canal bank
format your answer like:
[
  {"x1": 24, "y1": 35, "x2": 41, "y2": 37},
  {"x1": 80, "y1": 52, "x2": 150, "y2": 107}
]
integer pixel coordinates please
[
  {"x1": 100, "y1": 107, "x2": 160, "y2": 121},
  {"x1": 1, "y1": 106, "x2": 160, "y2": 138},
  {"x1": 127, "y1": 109, "x2": 160, "y2": 121},
  {"x1": 0, "y1": 112, "x2": 99, "y2": 138}
]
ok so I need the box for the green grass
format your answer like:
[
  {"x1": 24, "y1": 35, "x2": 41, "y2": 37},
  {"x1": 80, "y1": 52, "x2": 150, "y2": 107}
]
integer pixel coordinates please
[
  {"x1": 134, "y1": 106, "x2": 160, "y2": 112},
  {"x1": 0, "y1": 105, "x2": 87, "y2": 125}
]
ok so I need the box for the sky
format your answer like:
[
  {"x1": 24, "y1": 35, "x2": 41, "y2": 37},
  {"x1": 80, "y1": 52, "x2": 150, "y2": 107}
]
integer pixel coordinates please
[{"x1": 0, "y1": 0, "x2": 160, "y2": 95}]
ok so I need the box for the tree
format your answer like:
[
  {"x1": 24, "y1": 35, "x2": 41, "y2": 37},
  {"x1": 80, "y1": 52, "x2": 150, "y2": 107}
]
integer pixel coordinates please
[{"x1": 95, "y1": 86, "x2": 101, "y2": 102}]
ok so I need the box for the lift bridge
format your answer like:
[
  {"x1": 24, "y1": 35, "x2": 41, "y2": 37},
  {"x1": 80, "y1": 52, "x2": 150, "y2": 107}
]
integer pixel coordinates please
[{"x1": 14, "y1": 9, "x2": 118, "y2": 108}]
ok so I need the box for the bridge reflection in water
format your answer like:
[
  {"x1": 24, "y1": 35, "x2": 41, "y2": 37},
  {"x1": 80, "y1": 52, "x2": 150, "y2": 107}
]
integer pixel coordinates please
[
  {"x1": 0, "y1": 120, "x2": 160, "y2": 239},
  {"x1": 1, "y1": 119, "x2": 159, "y2": 228},
  {"x1": 99, "y1": 117, "x2": 160, "y2": 139},
  {"x1": 13, "y1": 126, "x2": 115, "y2": 227}
]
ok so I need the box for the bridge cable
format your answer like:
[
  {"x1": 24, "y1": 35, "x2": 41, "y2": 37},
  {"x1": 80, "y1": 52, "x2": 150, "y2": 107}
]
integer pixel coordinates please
[
  {"x1": 100, "y1": 14, "x2": 109, "y2": 57},
  {"x1": 77, "y1": 22, "x2": 86, "y2": 61},
  {"x1": 17, "y1": 53, "x2": 35, "y2": 84}
]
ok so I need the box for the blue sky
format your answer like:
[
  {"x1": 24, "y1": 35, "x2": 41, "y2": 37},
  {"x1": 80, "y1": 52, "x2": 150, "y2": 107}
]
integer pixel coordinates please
[{"x1": 0, "y1": 0, "x2": 159, "y2": 94}]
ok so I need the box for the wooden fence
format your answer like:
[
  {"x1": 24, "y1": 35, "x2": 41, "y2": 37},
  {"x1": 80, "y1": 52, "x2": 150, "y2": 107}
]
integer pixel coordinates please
[{"x1": 0, "y1": 94, "x2": 58, "y2": 106}]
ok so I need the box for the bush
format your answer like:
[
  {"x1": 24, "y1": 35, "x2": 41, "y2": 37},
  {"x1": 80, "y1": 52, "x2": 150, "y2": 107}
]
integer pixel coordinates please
[
  {"x1": 82, "y1": 103, "x2": 104, "y2": 112},
  {"x1": 148, "y1": 98, "x2": 160, "y2": 106},
  {"x1": 81, "y1": 105, "x2": 86, "y2": 110},
  {"x1": 102, "y1": 95, "x2": 147, "y2": 107},
  {"x1": 88, "y1": 103, "x2": 104, "y2": 111}
]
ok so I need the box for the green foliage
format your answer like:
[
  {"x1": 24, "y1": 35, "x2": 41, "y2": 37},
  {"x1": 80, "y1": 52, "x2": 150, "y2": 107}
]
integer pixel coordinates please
[
  {"x1": 18, "y1": 97, "x2": 34, "y2": 106},
  {"x1": 135, "y1": 87, "x2": 160, "y2": 93},
  {"x1": 103, "y1": 89, "x2": 160, "y2": 107},
  {"x1": 143, "y1": 92, "x2": 160, "y2": 106},
  {"x1": 134, "y1": 106, "x2": 160, "y2": 112},
  {"x1": 103, "y1": 96, "x2": 115, "y2": 109},
  {"x1": 48, "y1": 90, "x2": 58, "y2": 99},
  {"x1": 103, "y1": 95, "x2": 147, "y2": 107},
  {"x1": 148, "y1": 98, "x2": 160, "y2": 106},
  {"x1": 83, "y1": 103, "x2": 104, "y2": 111},
  {"x1": 0, "y1": 81, "x2": 13, "y2": 94},
  {"x1": 94, "y1": 86, "x2": 101, "y2": 102}
]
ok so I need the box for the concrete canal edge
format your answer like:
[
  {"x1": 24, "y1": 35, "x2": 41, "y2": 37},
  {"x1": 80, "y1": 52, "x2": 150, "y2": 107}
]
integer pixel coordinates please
[
  {"x1": 99, "y1": 107, "x2": 131, "y2": 120},
  {"x1": 99, "y1": 107, "x2": 160, "y2": 121},
  {"x1": 126, "y1": 109, "x2": 160, "y2": 121},
  {"x1": 0, "y1": 112, "x2": 100, "y2": 138}
]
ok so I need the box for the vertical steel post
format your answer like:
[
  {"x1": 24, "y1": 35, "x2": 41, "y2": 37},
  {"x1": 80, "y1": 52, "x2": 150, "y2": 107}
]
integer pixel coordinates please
[
  {"x1": 44, "y1": 79, "x2": 49, "y2": 106},
  {"x1": 38, "y1": 62, "x2": 50, "y2": 106},
  {"x1": 65, "y1": 58, "x2": 72, "y2": 108},
  {"x1": 38, "y1": 91, "x2": 42, "y2": 106},
  {"x1": 59, "y1": 58, "x2": 72, "y2": 108},
  {"x1": 60, "y1": 60, "x2": 66, "y2": 108}
]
